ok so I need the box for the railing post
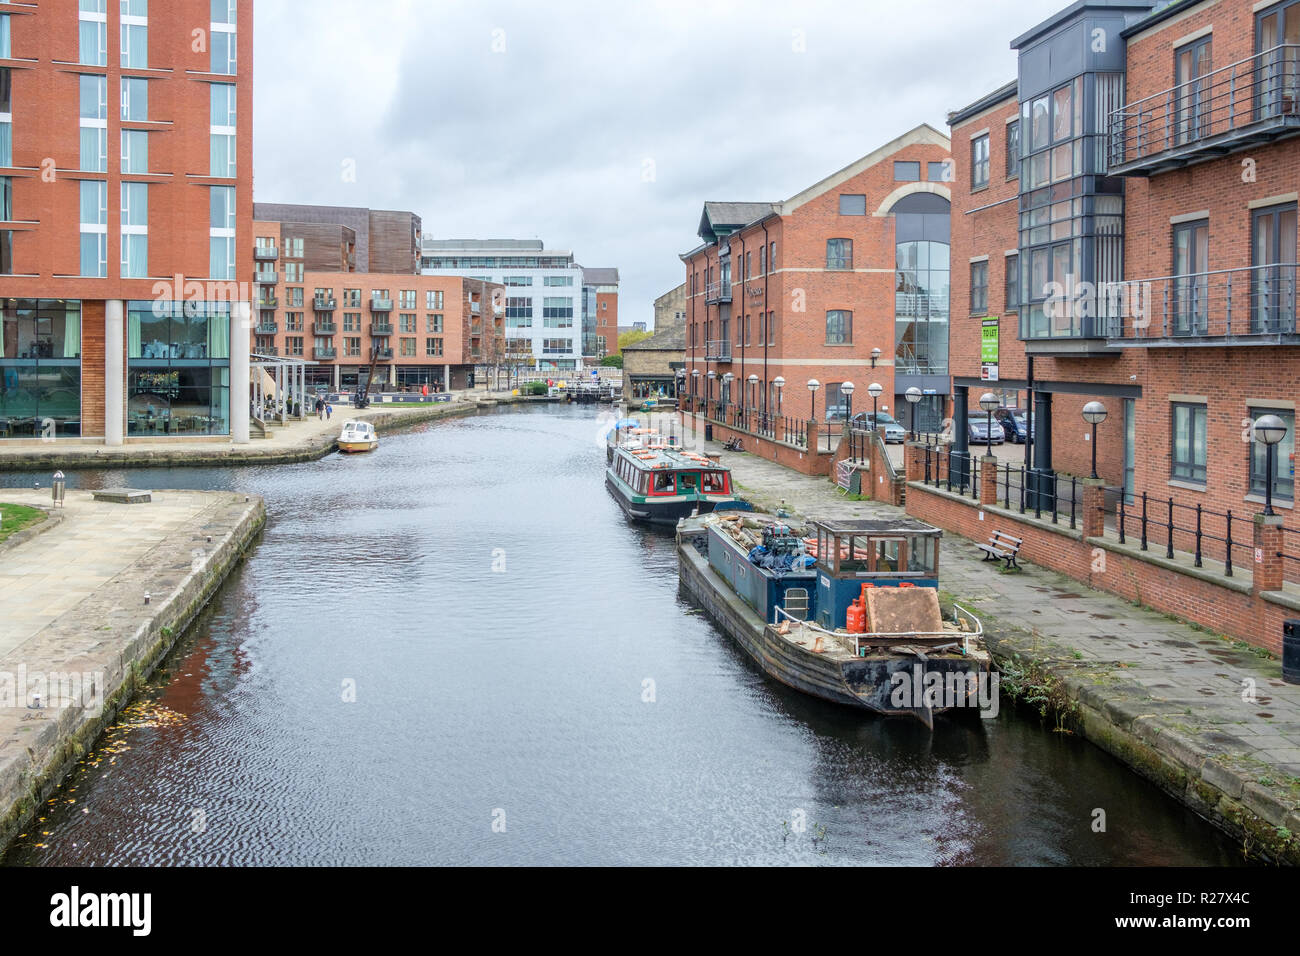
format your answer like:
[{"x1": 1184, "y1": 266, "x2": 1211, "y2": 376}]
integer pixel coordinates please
[
  {"x1": 1167, "y1": 497, "x2": 1175, "y2": 559},
  {"x1": 1004, "y1": 463, "x2": 1011, "y2": 510},
  {"x1": 1082, "y1": 478, "x2": 1106, "y2": 539},
  {"x1": 1225, "y1": 271, "x2": 1232, "y2": 335},
  {"x1": 1225, "y1": 510, "x2": 1234, "y2": 576},
  {"x1": 1119, "y1": 494, "x2": 1126, "y2": 544},
  {"x1": 1194, "y1": 504, "x2": 1203, "y2": 567},
  {"x1": 1141, "y1": 493, "x2": 1149, "y2": 550},
  {"x1": 1019, "y1": 465, "x2": 1026, "y2": 514},
  {"x1": 979, "y1": 455, "x2": 998, "y2": 506},
  {"x1": 1070, "y1": 476, "x2": 1077, "y2": 530}
]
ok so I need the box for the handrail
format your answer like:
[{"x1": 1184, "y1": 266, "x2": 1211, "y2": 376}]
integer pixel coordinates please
[{"x1": 773, "y1": 602, "x2": 981, "y2": 657}]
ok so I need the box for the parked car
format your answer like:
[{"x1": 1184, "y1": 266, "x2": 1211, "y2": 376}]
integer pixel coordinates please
[
  {"x1": 968, "y1": 417, "x2": 1005, "y2": 445},
  {"x1": 824, "y1": 400, "x2": 851, "y2": 422},
  {"x1": 851, "y1": 411, "x2": 907, "y2": 443},
  {"x1": 994, "y1": 407, "x2": 1034, "y2": 444}
]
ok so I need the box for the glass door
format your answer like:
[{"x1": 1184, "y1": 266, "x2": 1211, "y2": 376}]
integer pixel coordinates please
[
  {"x1": 1257, "y1": 1, "x2": 1300, "y2": 120},
  {"x1": 1251, "y1": 203, "x2": 1298, "y2": 333},
  {"x1": 1123, "y1": 398, "x2": 1135, "y2": 505},
  {"x1": 1175, "y1": 36, "x2": 1212, "y2": 143},
  {"x1": 1173, "y1": 219, "x2": 1209, "y2": 334}
]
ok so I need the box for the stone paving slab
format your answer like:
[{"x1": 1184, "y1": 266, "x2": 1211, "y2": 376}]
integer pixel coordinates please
[
  {"x1": 710, "y1": 441, "x2": 1300, "y2": 862},
  {"x1": 0, "y1": 487, "x2": 265, "y2": 852}
]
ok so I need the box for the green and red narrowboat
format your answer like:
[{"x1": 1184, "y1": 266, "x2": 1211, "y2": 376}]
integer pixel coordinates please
[{"x1": 606, "y1": 437, "x2": 745, "y2": 526}]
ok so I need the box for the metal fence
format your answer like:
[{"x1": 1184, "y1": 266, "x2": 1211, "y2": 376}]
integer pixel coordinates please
[{"x1": 1103, "y1": 492, "x2": 1248, "y2": 577}]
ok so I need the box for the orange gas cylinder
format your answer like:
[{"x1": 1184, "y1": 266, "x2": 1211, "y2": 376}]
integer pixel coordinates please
[{"x1": 846, "y1": 600, "x2": 867, "y2": 634}]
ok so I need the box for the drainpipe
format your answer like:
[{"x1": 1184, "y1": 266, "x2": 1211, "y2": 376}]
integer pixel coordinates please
[
  {"x1": 737, "y1": 231, "x2": 746, "y2": 415},
  {"x1": 761, "y1": 220, "x2": 771, "y2": 419}
]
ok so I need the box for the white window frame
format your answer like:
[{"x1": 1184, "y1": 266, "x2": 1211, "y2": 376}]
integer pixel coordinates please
[{"x1": 80, "y1": 179, "x2": 108, "y2": 277}]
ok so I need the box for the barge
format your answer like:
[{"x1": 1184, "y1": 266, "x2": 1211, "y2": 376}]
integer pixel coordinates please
[
  {"x1": 677, "y1": 512, "x2": 990, "y2": 727},
  {"x1": 606, "y1": 426, "x2": 746, "y2": 525}
]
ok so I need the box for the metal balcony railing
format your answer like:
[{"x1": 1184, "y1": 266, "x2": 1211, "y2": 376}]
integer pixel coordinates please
[
  {"x1": 313, "y1": 321, "x2": 336, "y2": 335},
  {"x1": 705, "y1": 338, "x2": 732, "y2": 361},
  {"x1": 254, "y1": 247, "x2": 279, "y2": 261},
  {"x1": 704, "y1": 280, "x2": 732, "y2": 304},
  {"x1": 256, "y1": 321, "x2": 278, "y2": 334},
  {"x1": 1108, "y1": 44, "x2": 1300, "y2": 174},
  {"x1": 374, "y1": 347, "x2": 393, "y2": 360},
  {"x1": 257, "y1": 295, "x2": 278, "y2": 308},
  {"x1": 313, "y1": 296, "x2": 336, "y2": 312},
  {"x1": 254, "y1": 269, "x2": 277, "y2": 285},
  {"x1": 370, "y1": 323, "x2": 393, "y2": 336},
  {"x1": 313, "y1": 347, "x2": 336, "y2": 359},
  {"x1": 371, "y1": 297, "x2": 393, "y2": 312},
  {"x1": 255, "y1": 345, "x2": 278, "y2": 356},
  {"x1": 1104, "y1": 263, "x2": 1298, "y2": 343}
]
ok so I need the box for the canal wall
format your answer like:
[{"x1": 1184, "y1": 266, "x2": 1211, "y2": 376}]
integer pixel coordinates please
[
  {"x1": 0, "y1": 492, "x2": 265, "y2": 856},
  {"x1": 0, "y1": 393, "x2": 544, "y2": 473}
]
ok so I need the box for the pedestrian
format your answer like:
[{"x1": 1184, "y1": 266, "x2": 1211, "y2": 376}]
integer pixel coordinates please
[{"x1": 325, "y1": 402, "x2": 333, "y2": 421}]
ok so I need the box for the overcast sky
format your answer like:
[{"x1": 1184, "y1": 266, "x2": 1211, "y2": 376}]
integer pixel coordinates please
[{"x1": 252, "y1": 0, "x2": 1065, "y2": 327}]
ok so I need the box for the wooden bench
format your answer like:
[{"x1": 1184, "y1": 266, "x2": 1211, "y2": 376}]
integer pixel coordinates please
[{"x1": 977, "y1": 530, "x2": 1022, "y2": 570}]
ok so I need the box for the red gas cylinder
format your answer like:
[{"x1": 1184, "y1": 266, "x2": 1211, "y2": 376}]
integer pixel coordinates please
[{"x1": 846, "y1": 600, "x2": 867, "y2": 634}]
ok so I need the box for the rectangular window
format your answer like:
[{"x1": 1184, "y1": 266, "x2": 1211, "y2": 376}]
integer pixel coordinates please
[
  {"x1": 1171, "y1": 403, "x2": 1208, "y2": 484},
  {"x1": 210, "y1": 27, "x2": 236, "y2": 74},
  {"x1": 344, "y1": 337, "x2": 361, "y2": 357},
  {"x1": 121, "y1": 77, "x2": 147, "y2": 121},
  {"x1": 425, "y1": 289, "x2": 443, "y2": 309},
  {"x1": 208, "y1": 184, "x2": 235, "y2": 279},
  {"x1": 1006, "y1": 120, "x2": 1020, "y2": 179},
  {"x1": 0, "y1": 176, "x2": 10, "y2": 221},
  {"x1": 1174, "y1": 35, "x2": 1212, "y2": 145},
  {"x1": 81, "y1": 127, "x2": 107, "y2": 172},
  {"x1": 79, "y1": 11, "x2": 107, "y2": 67},
  {"x1": 284, "y1": 261, "x2": 303, "y2": 282},
  {"x1": 342, "y1": 289, "x2": 360, "y2": 307},
  {"x1": 399, "y1": 313, "x2": 416, "y2": 333},
  {"x1": 210, "y1": 83, "x2": 236, "y2": 126},
  {"x1": 1250, "y1": 202, "x2": 1297, "y2": 333},
  {"x1": 210, "y1": 0, "x2": 236, "y2": 25},
  {"x1": 399, "y1": 337, "x2": 416, "y2": 357},
  {"x1": 343, "y1": 313, "x2": 360, "y2": 332},
  {"x1": 425, "y1": 337, "x2": 443, "y2": 356},
  {"x1": 1005, "y1": 253, "x2": 1020, "y2": 310},
  {"x1": 1256, "y1": 2, "x2": 1300, "y2": 120},
  {"x1": 542, "y1": 296, "x2": 573, "y2": 326},
  {"x1": 121, "y1": 128, "x2": 148, "y2": 173},
  {"x1": 971, "y1": 134, "x2": 990, "y2": 189},
  {"x1": 1249, "y1": 407, "x2": 1296, "y2": 501},
  {"x1": 283, "y1": 236, "x2": 303, "y2": 258},
  {"x1": 837, "y1": 194, "x2": 866, "y2": 218},
  {"x1": 426, "y1": 314, "x2": 443, "y2": 333},
  {"x1": 79, "y1": 179, "x2": 107, "y2": 277},
  {"x1": 927, "y1": 160, "x2": 950, "y2": 182},
  {"x1": 0, "y1": 15, "x2": 10, "y2": 60},
  {"x1": 503, "y1": 276, "x2": 532, "y2": 286},
  {"x1": 120, "y1": 180, "x2": 147, "y2": 278},
  {"x1": 80, "y1": 74, "x2": 108, "y2": 119},
  {"x1": 1172, "y1": 218, "x2": 1209, "y2": 334},
  {"x1": 120, "y1": 23, "x2": 147, "y2": 70},
  {"x1": 970, "y1": 260, "x2": 988, "y2": 314},
  {"x1": 285, "y1": 312, "x2": 303, "y2": 332},
  {"x1": 825, "y1": 309, "x2": 851, "y2": 345},
  {"x1": 893, "y1": 161, "x2": 920, "y2": 181},
  {"x1": 758, "y1": 246, "x2": 765, "y2": 274},
  {"x1": 544, "y1": 275, "x2": 573, "y2": 286},
  {"x1": 209, "y1": 133, "x2": 235, "y2": 177},
  {"x1": 287, "y1": 287, "x2": 303, "y2": 307},
  {"x1": 826, "y1": 238, "x2": 852, "y2": 271}
]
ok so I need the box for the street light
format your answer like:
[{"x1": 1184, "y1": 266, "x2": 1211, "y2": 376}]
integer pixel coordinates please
[
  {"x1": 747, "y1": 373, "x2": 759, "y2": 412},
  {"x1": 841, "y1": 381, "x2": 855, "y2": 421},
  {"x1": 979, "y1": 391, "x2": 1000, "y2": 459},
  {"x1": 1254, "y1": 413, "x2": 1288, "y2": 516},
  {"x1": 867, "y1": 382, "x2": 883, "y2": 431},
  {"x1": 870, "y1": 347, "x2": 882, "y2": 369},
  {"x1": 773, "y1": 375, "x2": 785, "y2": 415},
  {"x1": 1081, "y1": 401, "x2": 1108, "y2": 480},
  {"x1": 905, "y1": 386, "x2": 922, "y2": 440},
  {"x1": 807, "y1": 380, "x2": 821, "y2": 443}
]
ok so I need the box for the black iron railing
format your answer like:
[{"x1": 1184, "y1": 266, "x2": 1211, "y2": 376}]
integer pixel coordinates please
[
  {"x1": 1104, "y1": 493, "x2": 1246, "y2": 577},
  {"x1": 993, "y1": 463, "x2": 1080, "y2": 530}
]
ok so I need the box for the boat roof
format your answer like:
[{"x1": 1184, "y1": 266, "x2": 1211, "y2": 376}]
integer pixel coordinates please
[
  {"x1": 618, "y1": 445, "x2": 729, "y2": 471},
  {"x1": 809, "y1": 516, "x2": 941, "y2": 537}
]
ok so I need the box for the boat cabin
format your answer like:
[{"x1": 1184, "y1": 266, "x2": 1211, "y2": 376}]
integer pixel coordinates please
[
  {"x1": 611, "y1": 446, "x2": 733, "y2": 499},
  {"x1": 806, "y1": 517, "x2": 941, "y2": 629}
]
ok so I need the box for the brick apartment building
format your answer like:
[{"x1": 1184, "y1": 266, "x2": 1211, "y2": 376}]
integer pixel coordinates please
[
  {"x1": 948, "y1": 0, "x2": 1300, "y2": 568},
  {"x1": 1, "y1": 0, "x2": 254, "y2": 443},
  {"x1": 581, "y1": 266, "x2": 619, "y2": 361},
  {"x1": 679, "y1": 124, "x2": 953, "y2": 447},
  {"x1": 252, "y1": 205, "x2": 503, "y2": 392}
]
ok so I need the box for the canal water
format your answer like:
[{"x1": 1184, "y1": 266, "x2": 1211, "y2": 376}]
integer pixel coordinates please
[{"x1": 2, "y1": 404, "x2": 1243, "y2": 865}]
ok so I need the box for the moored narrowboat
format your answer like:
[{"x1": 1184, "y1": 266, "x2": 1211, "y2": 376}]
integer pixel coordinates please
[
  {"x1": 677, "y1": 512, "x2": 991, "y2": 727},
  {"x1": 606, "y1": 438, "x2": 745, "y2": 526}
]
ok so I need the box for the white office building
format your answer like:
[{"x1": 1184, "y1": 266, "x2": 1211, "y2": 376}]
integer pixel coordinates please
[{"x1": 421, "y1": 239, "x2": 584, "y2": 371}]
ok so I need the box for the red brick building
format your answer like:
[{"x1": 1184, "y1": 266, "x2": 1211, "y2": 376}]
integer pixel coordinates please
[
  {"x1": 581, "y1": 266, "x2": 619, "y2": 362},
  {"x1": 1, "y1": 0, "x2": 254, "y2": 443},
  {"x1": 253, "y1": 207, "x2": 502, "y2": 393},
  {"x1": 680, "y1": 125, "x2": 953, "y2": 454},
  {"x1": 948, "y1": 0, "x2": 1300, "y2": 571}
]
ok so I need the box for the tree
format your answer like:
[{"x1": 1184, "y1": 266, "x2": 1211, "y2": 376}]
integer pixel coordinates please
[
  {"x1": 600, "y1": 354, "x2": 623, "y2": 369},
  {"x1": 617, "y1": 329, "x2": 653, "y2": 352}
]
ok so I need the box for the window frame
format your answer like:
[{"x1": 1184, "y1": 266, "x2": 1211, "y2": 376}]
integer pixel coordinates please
[
  {"x1": 1170, "y1": 402, "x2": 1208, "y2": 485},
  {"x1": 971, "y1": 134, "x2": 990, "y2": 190}
]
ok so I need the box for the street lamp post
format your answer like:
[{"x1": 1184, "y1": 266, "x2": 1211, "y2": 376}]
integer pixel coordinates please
[
  {"x1": 773, "y1": 376, "x2": 785, "y2": 417},
  {"x1": 747, "y1": 373, "x2": 759, "y2": 428},
  {"x1": 905, "y1": 386, "x2": 922, "y2": 440},
  {"x1": 980, "y1": 391, "x2": 1000, "y2": 459},
  {"x1": 691, "y1": 369, "x2": 700, "y2": 410},
  {"x1": 1082, "y1": 401, "x2": 1108, "y2": 480},
  {"x1": 867, "y1": 382, "x2": 883, "y2": 431},
  {"x1": 1254, "y1": 414, "x2": 1288, "y2": 517},
  {"x1": 870, "y1": 347, "x2": 881, "y2": 369},
  {"x1": 707, "y1": 369, "x2": 716, "y2": 409},
  {"x1": 841, "y1": 381, "x2": 855, "y2": 422}
]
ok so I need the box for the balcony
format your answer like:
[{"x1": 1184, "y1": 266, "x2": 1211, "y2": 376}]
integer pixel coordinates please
[
  {"x1": 1108, "y1": 45, "x2": 1300, "y2": 176},
  {"x1": 254, "y1": 269, "x2": 277, "y2": 285},
  {"x1": 257, "y1": 295, "x2": 278, "y2": 309},
  {"x1": 370, "y1": 322, "x2": 393, "y2": 336},
  {"x1": 705, "y1": 280, "x2": 732, "y2": 304},
  {"x1": 256, "y1": 346, "x2": 278, "y2": 356},
  {"x1": 705, "y1": 338, "x2": 733, "y2": 361},
  {"x1": 313, "y1": 347, "x2": 336, "y2": 359},
  {"x1": 313, "y1": 321, "x2": 336, "y2": 335},
  {"x1": 256, "y1": 321, "x2": 278, "y2": 335},
  {"x1": 370, "y1": 297, "x2": 393, "y2": 312},
  {"x1": 254, "y1": 246, "x2": 279, "y2": 262},
  {"x1": 373, "y1": 347, "x2": 393, "y2": 360},
  {"x1": 313, "y1": 296, "x2": 336, "y2": 312},
  {"x1": 1104, "y1": 264, "x2": 1298, "y2": 346}
]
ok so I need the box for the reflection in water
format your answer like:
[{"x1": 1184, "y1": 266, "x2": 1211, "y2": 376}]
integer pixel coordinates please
[{"x1": 1, "y1": 406, "x2": 1244, "y2": 865}]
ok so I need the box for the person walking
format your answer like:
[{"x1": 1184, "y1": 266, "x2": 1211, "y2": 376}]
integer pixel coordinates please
[{"x1": 325, "y1": 402, "x2": 333, "y2": 422}]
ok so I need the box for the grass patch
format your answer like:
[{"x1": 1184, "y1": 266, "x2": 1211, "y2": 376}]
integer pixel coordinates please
[{"x1": 0, "y1": 503, "x2": 46, "y2": 544}]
